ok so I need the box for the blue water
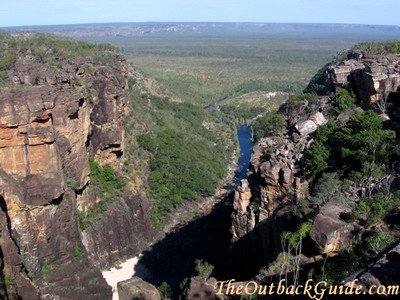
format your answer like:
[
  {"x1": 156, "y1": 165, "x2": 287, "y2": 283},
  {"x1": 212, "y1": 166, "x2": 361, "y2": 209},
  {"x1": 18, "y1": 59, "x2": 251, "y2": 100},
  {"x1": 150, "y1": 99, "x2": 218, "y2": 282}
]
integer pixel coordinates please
[
  {"x1": 204, "y1": 104, "x2": 217, "y2": 111},
  {"x1": 234, "y1": 125, "x2": 253, "y2": 183}
]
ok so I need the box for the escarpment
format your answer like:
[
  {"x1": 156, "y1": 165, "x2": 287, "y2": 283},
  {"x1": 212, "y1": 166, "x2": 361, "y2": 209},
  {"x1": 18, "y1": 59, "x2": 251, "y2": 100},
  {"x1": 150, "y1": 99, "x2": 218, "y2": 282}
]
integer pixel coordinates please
[
  {"x1": 307, "y1": 48, "x2": 400, "y2": 103},
  {"x1": 0, "y1": 33, "x2": 156, "y2": 299},
  {"x1": 230, "y1": 45, "x2": 400, "y2": 283}
]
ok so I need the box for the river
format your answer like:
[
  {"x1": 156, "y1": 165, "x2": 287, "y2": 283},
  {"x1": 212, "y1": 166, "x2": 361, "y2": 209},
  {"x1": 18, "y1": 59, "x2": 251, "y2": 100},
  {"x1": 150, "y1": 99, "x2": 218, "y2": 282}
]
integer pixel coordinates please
[
  {"x1": 234, "y1": 125, "x2": 253, "y2": 183},
  {"x1": 102, "y1": 124, "x2": 254, "y2": 299}
]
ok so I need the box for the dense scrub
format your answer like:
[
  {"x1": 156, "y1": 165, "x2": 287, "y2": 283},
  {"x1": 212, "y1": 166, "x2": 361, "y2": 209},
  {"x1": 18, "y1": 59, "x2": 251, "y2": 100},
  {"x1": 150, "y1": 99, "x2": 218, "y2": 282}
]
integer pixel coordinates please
[
  {"x1": 78, "y1": 158, "x2": 125, "y2": 230},
  {"x1": 125, "y1": 84, "x2": 235, "y2": 226},
  {"x1": 351, "y1": 41, "x2": 400, "y2": 55}
]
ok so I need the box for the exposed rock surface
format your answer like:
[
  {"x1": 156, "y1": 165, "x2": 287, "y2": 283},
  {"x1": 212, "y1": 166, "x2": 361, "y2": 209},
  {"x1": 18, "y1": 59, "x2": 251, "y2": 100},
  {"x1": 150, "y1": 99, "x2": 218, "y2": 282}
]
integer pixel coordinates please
[
  {"x1": 354, "y1": 243, "x2": 400, "y2": 290},
  {"x1": 183, "y1": 277, "x2": 222, "y2": 300},
  {"x1": 310, "y1": 51, "x2": 400, "y2": 104},
  {"x1": 117, "y1": 277, "x2": 161, "y2": 300},
  {"x1": 0, "y1": 35, "x2": 156, "y2": 299},
  {"x1": 309, "y1": 202, "x2": 360, "y2": 253},
  {"x1": 230, "y1": 100, "x2": 332, "y2": 278},
  {"x1": 230, "y1": 49, "x2": 400, "y2": 283}
]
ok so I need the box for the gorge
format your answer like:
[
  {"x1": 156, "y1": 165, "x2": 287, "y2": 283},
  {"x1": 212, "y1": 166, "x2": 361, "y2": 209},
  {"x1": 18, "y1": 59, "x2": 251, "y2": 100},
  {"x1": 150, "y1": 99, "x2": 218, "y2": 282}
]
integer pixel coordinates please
[{"x1": 0, "y1": 28, "x2": 400, "y2": 300}]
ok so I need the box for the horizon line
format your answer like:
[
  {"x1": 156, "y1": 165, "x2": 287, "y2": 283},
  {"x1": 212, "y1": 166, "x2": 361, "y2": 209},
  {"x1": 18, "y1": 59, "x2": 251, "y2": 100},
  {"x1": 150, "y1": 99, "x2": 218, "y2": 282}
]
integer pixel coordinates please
[{"x1": 2, "y1": 21, "x2": 400, "y2": 29}]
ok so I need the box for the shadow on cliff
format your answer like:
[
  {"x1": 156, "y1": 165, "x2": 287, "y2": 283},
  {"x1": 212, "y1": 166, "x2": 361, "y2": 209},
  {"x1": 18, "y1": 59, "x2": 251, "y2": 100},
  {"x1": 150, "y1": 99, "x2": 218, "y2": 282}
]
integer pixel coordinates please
[{"x1": 135, "y1": 197, "x2": 234, "y2": 289}]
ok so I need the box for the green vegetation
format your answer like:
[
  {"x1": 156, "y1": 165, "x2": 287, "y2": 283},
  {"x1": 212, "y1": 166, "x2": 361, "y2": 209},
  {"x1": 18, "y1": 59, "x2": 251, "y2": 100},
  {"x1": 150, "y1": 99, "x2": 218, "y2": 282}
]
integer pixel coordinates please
[
  {"x1": 73, "y1": 245, "x2": 84, "y2": 262},
  {"x1": 0, "y1": 31, "x2": 120, "y2": 82},
  {"x1": 194, "y1": 259, "x2": 214, "y2": 281},
  {"x1": 4, "y1": 274, "x2": 14, "y2": 289},
  {"x1": 318, "y1": 230, "x2": 398, "y2": 284},
  {"x1": 140, "y1": 129, "x2": 226, "y2": 206},
  {"x1": 88, "y1": 157, "x2": 124, "y2": 200},
  {"x1": 305, "y1": 111, "x2": 396, "y2": 178},
  {"x1": 157, "y1": 282, "x2": 173, "y2": 300},
  {"x1": 104, "y1": 35, "x2": 365, "y2": 106},
  {"x1": 310, "y1": 172, "x2": 345, "y2": 206},
  {"x1": 226, "y1": 79, "x2": 302, "y2": 98},
  {"x1": 41, "y1": 259, "x2": 51, "y2": 275},
  {"x1": 252, "y1": 112, "x2": 285, "y2": 141},
  {"x1": 78, "y1": 158, "x2": 124, "y2": 230},
  {"x1": 280, "y1": 222, "x2": 312, "y2": 285},
  {"x1": 304, "y1": 109, "x2": 398, "y2": 227},
  {"x1": 126, "y1": 87, "x2": 234, "y2": 226},
  {"x1": 351, "y1": 41, "x2": 400, "y2": 55},
  {"x1": 0, "y1": 53, "x2": 17, "y2": 71},
  {"x1": 332, "y1": 88, "x2": 357, "y2": 114}
]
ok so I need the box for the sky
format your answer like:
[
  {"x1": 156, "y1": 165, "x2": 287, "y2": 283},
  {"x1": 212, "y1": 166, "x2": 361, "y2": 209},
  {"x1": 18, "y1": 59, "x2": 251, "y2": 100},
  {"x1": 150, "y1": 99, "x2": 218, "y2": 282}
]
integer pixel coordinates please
[{"x1": 1, "y1": 0, "x2": 399, "y2": 27}]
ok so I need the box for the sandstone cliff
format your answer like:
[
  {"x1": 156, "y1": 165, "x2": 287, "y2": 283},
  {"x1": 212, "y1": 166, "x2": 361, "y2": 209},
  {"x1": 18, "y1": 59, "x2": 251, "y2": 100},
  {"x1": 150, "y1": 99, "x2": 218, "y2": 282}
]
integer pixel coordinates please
[
  {"x1": 307, "y1": 49, "x2": 400, "y2": 104},
  {"x1": 0, "y1": 33, "x2": 156, "y2": 299},
  {"x1": 230, "y1": 47, "x2": 400, "y2": 281}
]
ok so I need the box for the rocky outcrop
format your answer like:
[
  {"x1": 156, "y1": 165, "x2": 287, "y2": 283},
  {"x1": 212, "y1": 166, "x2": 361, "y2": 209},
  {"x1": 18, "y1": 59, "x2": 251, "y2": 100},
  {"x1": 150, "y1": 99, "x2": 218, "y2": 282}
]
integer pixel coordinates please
[
  {"x1": 356, "y1": 245, "x2": 400, "y2": 291},
  {"x1": 183, "y1": 277, "x2": 221, "y2": 300},
  {"x1": 117, "y1": 277, "x2": 160, "y2": 300},
  {"x1": 311, "y1": 51, "x2": 400, "y2": 104},
  {"x1": 309, "y1": 202, "x2": 360, "y2": 254},
  {"x1": 230, "y1": 97, "x2": 332, "y2": 278},
  {"x1": 0, "y1": 35, "x2": 156, "y2": 299}
]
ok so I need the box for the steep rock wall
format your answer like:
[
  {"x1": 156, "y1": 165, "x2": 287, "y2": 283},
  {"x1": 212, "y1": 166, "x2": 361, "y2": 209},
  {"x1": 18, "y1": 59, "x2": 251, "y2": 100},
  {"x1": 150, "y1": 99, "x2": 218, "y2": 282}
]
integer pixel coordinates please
[
  {"x1": 0, "y1": 38, "x2": 155, "y2": 299},
  {"x1": 310, "y1": 51, "x2": 400, "y2": 103}
]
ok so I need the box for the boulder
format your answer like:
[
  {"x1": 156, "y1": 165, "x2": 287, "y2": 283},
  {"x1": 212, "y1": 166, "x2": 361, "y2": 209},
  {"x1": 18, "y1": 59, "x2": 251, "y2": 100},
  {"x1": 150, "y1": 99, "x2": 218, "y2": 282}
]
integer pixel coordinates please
[
  {"x1": 295, "y1": 112, "x2": 327, "y2": 136},
  {"x1": 184, "y1": 277, "x2": 221, "y2": 300},
  {"x1": 310, "y1": 202, "x2": 360, "y2": 253},
  {"x1": 118, "y1": 277, "x2": 161, "y2": 300}
]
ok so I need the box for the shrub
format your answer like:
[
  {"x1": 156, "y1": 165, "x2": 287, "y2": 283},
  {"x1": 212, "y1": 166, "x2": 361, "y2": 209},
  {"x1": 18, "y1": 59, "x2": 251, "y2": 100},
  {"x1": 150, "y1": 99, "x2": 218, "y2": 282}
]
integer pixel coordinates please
[
  {"x1": 78, "y1": 158, "x2": 124, "y2": 230},
  {"x1": 351, "y1": 41, "x2": 400, "y2": 55},
  {"x1": 310, "y1": 173, "x2": 344, "y2": 206},
  {"x1": 351, "y1": 199, "x2": 371, "y2": 222},
  {"x1": 362, "y1": 230, "x2": 396, "y2": 256},
  {"x1": 252, "y1": 112, "x2": 285, "y2": 141},
  {"x1": 4, "y1": 274, "x2": 14, "y2": 288},
  {"x1": 0, "y1": 53, "x2": 17, "y2": 71},
  {"x1": 140, "y1": 129, "x2": 225, "y2": 226},
  {"x1": 333, "y1": 88, "x2": 357, "y2": 114},
  {"x1": 194, "y1": 259, "x2": 214, "y2": 281},
  {"x1": 304, "y1": 111, "x2": 396, "y2": 178},
  {"x1": 73, "y1": 245, "x2": 84, "y2": 261},
  {"x1": 89, "y1": 157, "x2": 124, "y2": 201},
  {"x1": 158, "y1": 282, "x2": 173, "y2": 300}
]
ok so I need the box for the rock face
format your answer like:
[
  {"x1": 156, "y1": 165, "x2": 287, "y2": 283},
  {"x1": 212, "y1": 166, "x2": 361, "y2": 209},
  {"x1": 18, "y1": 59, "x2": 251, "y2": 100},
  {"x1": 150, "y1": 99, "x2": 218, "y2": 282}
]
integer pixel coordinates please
[
  {"x1": 0, "y1": 36, "x2": 156, "y2": 299},
  {"x1": 229, "y1": 50, "x2": 400, "y2": 279},
  {"x1": 312, "y1": 51, "x2": 400, "y2": 104},
  {"x1": 345, "y1": 243, "x2": 400, "y2": 292},
  {"x1": 230, "y1": 98, "x2": 332, "y2": 278},
  {"x1": 359, "y1": 243, "x2": 400, "y2": 287},
  {"x1": 117, "y1": 277, "x2": 161, "y2": 300},
  {"x1": 183, "y1": 277, "x2": 221, "y2": 300},
  {"x1": 309, "y1": 202, "x2": 360, "y2": 253}
]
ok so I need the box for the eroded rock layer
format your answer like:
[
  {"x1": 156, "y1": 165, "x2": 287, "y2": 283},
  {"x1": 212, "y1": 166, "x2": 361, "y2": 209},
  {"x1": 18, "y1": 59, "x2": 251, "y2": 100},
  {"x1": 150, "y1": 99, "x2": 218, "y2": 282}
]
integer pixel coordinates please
[{"x1": 0, "y1": 36, "x2": 155, "y2": 299}]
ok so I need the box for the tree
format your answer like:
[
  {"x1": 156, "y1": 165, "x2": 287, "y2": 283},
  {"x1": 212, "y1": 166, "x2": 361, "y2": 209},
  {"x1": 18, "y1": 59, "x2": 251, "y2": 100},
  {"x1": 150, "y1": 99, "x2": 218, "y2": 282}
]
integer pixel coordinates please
[
  {"x1": 375, "y1": 93, "x2": 389, "y2": 115},
  {"x1": 311, "y1": 172, "x2": 344, "y2": 206},
  {"x1": 194, "y1": 259, "x2": 214, "y2": 281},
  {"x1": 333, "y1": 88, "x2": 357, "y2": 114},
  {"x1": 280, "y1": 222, "x2": 312, "y2": 286},
  {"x1": 252, "y1": 112, "x2": 285, "y2": 141}
]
